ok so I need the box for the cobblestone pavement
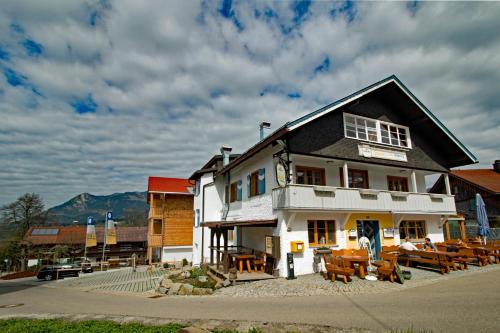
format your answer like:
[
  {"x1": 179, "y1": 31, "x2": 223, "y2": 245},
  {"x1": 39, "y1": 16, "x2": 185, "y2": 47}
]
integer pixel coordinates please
[
  {"x1": 214, "y1": 263, "x2": 500, "y2": 297},
  {"x1": 53, "y1": 267, "x2": 164, "y2": 294}
]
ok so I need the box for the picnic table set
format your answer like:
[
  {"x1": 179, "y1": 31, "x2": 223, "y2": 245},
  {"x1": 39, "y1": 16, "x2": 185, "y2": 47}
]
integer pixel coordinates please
[{"x1": 320, "y1": 240, "x2": 500, "y2": 284}]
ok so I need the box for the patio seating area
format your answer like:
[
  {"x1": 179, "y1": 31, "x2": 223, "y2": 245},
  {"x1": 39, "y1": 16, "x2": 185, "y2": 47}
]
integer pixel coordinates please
[
  {"x1": 208, "y1": 245, "x2": 275, "y2": 282},
  {"x1": 320, "y1": 239, "x2": 500, "y2": 285}
]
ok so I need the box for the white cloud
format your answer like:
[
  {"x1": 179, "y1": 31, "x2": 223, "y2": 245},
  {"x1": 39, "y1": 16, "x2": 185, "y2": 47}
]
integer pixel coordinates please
[{"x1": 0, "y1": 0, "x2": 499, "y2": 208}]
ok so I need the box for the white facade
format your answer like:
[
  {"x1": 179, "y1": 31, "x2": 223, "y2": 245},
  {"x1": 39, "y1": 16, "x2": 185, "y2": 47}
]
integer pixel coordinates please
[{"x1": 191, "y1": 147, "x2": 453, "y2": 277}]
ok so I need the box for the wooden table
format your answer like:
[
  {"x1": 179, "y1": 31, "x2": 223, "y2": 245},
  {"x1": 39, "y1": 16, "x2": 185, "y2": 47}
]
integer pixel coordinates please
[
  {"x1": 232, "y1": 254, "x2": 256, "y2": 273},
  {"x1": 341, "y1": 255, "x2": 369, "y2": 279}
]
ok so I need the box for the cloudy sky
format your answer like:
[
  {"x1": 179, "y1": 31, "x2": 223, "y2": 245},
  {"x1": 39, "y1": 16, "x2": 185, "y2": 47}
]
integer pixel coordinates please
[{"x1": 1, "y1": 0, "x2": 499, "y2": 208}]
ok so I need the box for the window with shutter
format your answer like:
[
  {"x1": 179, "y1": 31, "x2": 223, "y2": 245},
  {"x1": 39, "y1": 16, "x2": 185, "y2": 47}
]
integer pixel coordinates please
[
  {"x1": 237, "y1": 180, "x2": 242, "y2": 201},
  {"x1": 258, "y1": 168, "x2": 266, "y2": 194},
  {"x1": 249, "y1": 169, "x2": 265, "y2": 197}
]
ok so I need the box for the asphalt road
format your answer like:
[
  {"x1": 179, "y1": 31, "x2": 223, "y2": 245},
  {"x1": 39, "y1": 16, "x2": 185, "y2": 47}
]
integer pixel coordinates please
[{"x1": 0, "y1": 268, "x2": 499, "y2": 332}]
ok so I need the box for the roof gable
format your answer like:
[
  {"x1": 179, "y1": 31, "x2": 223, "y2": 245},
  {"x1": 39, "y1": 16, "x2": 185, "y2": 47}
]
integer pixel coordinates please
[
  {"x1": 286, "y1": 75, "x2": 477, "y2": 165},
  {"x1": 147, "y1": 177, "x2": 193, "y2": 194}
]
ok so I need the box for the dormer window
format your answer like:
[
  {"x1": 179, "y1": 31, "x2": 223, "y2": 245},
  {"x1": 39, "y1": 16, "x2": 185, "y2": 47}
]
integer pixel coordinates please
[{"x1": 344, "y1": 113, "x2": 411, "y2": 149}]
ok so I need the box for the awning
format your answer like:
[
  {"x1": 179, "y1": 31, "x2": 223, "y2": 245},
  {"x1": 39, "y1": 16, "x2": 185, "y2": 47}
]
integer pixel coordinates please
[{"x1": 201, "y1": 219, "x2": 278, "y2": 228}]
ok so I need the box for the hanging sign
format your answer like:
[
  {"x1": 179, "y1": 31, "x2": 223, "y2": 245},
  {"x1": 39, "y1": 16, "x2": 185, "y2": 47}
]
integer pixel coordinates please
[
  {"x1": 106, "y1": 211, "x2": 117, "y2": 245},
  {"x1": 276, "y1": 161, "x2": 287, "y2": 188},
  {"x1": 86, "y1": 217, "x2": 97, "y2": 247}
]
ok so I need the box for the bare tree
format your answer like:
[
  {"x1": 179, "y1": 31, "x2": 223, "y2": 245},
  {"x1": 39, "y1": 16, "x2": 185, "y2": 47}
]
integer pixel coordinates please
[
  {"x1": 123, "y1": 208, "x2": 147, "y2": 226},
  {"x1": 1, "y1": 193, "x2": 46, "y2": 233}
]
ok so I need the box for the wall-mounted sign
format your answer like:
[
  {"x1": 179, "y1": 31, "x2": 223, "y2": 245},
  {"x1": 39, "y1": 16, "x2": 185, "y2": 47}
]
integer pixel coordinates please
[
  {"x1": 348, "y1": 229, "x2": 358, "y2": 238},
  {"x1": 358, "y1": 144, "x2": 407, "y2": 162},
  {"x1": 383, "y1": 228, "x2": 395, "y2": 238},
  {"x1": 276, "y1": 161, "x2": 287, "y2": 188}
]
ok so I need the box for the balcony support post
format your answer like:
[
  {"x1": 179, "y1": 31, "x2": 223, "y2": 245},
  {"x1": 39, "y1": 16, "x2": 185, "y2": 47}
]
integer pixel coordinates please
[
  {"x1": 411, "y1": 170, "x2": 418, "y2": 192},
  {"x1": 342, "y1": 161, "x2": 349, "y2": 188},
  {"x1": 444, "y1": 173, "x2": 451, "y2": 195}
]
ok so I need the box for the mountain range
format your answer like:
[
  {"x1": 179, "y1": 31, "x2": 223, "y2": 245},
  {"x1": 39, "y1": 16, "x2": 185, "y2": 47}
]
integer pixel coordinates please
[{"x1": 47, "y1": 191, "x2": 149, "y2": 225}]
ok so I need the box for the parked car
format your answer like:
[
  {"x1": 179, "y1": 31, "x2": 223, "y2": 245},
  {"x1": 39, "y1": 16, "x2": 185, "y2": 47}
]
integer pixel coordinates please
[{"x1": 36, "y1": 266, "x2": 80, "y2": 281}]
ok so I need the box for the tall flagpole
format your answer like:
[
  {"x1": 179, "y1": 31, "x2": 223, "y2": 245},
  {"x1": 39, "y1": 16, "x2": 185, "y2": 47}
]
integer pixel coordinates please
[{"x1": 101, "y1": 213, "x2": 109, "y2": 268}]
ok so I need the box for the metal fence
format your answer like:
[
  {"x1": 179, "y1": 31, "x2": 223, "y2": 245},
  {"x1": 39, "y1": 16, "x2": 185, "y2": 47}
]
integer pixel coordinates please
[{"x1": 465, "y1": 225, "x2": 500, "y2": 240}]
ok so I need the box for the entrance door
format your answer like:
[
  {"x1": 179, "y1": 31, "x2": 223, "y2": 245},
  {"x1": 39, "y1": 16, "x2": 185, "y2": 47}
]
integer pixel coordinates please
[{"x1": 356, "y1": 220, "x2": 381, "y2": 259}]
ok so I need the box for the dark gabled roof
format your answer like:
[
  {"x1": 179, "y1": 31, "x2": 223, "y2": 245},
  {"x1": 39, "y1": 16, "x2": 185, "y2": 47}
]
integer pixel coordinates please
[
  {"x1": 22, "y1": 226, "x2": 148, "y2": 245},
  {"x1": 215, "y1": 75, "x2": 477, "y2": 176}
]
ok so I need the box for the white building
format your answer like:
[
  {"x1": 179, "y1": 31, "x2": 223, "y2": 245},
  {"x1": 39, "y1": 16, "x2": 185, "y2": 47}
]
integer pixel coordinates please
[{"x1": 191, "y1": 75, "x2": 477, "y2": 277}]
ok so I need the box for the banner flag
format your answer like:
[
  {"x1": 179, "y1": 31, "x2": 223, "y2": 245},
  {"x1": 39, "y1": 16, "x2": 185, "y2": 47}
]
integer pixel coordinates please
[
  {"x1": 86, "y1": 217, "x2": 97, "y2": 247},
  {"x1": 106, "y1": 211, "x2": 117, "y2": 245}
]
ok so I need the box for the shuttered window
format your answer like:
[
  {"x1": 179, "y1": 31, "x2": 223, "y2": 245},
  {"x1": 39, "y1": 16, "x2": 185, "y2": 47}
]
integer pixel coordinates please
[
  {"x1": 249, "y1": 168, "x2": 266, "y2": 197},
  {"x1": 230, "y1": 180, "x2": 242, "y2": 202}
]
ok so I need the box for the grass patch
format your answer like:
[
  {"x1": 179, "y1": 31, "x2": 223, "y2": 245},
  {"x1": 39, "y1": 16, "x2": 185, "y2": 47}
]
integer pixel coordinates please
[{"x1": 0, "y1": 319, "x2": 185, "y2": 333}]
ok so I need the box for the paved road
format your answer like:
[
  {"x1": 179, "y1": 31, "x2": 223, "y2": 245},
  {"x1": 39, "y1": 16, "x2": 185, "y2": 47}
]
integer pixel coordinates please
[{"x1": 0, "y1": 268, "x2": 499, "y2": 332}]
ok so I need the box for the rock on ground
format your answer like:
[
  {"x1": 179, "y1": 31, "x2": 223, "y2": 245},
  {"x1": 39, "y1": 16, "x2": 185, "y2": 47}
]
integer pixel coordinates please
[
  {"x1": 167, "y1": 283, "x2": 182, "y2": 295},
  {"x1": 178, "y1": 283, "x2": 194, "y2": 295}
]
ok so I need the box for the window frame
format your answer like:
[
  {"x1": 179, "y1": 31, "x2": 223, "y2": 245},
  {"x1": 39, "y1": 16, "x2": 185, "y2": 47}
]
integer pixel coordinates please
[
  {"x1": 343, "y1": 113, "x2": 412, "y2": 149},
  {"x1": 295, "y1": 165, "x2": 326, "y2": 186},
  {"x1": 307, "y1": 220, "x2": 336, "y2": 247},
  {"x1": 249, "y1": 170, "x2": 265, "y2": 197},
  {"x1": 339, "y1": 168, "x2": 369, "y2": 189},
  {"x1": 399, "y1": 220, "x2": 426, "y2": 241},
  {"x1": 387, "y1": 176, "x2": 409, "y2": 192},
  {"x1": 229, "y1": 181, "x2": 238, "y2": 203}
]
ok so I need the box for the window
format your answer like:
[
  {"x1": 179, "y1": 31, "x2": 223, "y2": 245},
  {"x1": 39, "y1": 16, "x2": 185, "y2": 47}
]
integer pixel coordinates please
[
  {"x1": 229, "y1": 180, "x2": 242, "y2": 202},
  {"x1": 307, "y1": 220, "x2": 336, "y2": 246},
  {"x1": 248, "y1": 169, "x2": 265, "y2": 197},
  {"x1": 399, "y1": 221, "x2": 426, "y2": 240},
  {"x1": 387, "y1": 176, "x2": 409, "y2": 192},
  {"x1": 344, "y1": 113, "x2": 411, "y2": 148},
  {"x1": 230, "y1": 182, "x2": 237, "y2": 203},
  {"x1": 152, "y1": 220, "x2": 162, "y2": 234},
  {"x1": 296, "y1": 166, "x2": 325, "y2": 185},
  {"x1": 340, "y1": 168, "x2": 369, "y2": 189}
]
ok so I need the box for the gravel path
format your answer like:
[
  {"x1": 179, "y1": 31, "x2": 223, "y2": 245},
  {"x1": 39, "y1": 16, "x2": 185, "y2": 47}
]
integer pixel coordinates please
[{"x1": 214, "y1": 264, "x2": 500, "y2": 297}]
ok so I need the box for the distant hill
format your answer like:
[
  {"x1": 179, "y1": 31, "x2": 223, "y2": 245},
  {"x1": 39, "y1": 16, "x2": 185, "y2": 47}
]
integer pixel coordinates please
[{"x1": 47, "y1": 191, "x2": 148, "y2": 225}]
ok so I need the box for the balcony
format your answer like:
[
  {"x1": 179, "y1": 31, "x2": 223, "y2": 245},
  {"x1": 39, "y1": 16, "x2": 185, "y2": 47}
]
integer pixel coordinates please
[
  {"x1": 272, "y1": 184, "x2": 456, "y2": 214},
  {"x1": 148, "y1": 207, "x2": 163, "y2": 219}
]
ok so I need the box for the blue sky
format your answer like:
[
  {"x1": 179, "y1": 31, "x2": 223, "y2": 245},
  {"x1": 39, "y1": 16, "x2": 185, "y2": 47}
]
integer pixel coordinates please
[{"x1": 0, "y1": 0, "x2": 499, "y2": 208}]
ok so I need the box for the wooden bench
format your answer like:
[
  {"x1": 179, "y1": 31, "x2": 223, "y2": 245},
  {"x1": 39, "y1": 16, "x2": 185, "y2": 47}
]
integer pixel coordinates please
[
  {"x1": 373, "y1": 252, "x2": 398, "y2": 282},
  {"x1": 382, "y1": 245, "x2": 400, "y2": 254},
  {"x1": 323, "y1": 254, "x2": 355, "y2": 284},
  {"x1": 457, "y1": 248, "x2": 490, "y2": 267},
  {"x1": 399, "y1": 249, "x2": 450, "y2": 274},
  {"x1": 252, "y1": 250, "x2": 266, "y2": 272}
]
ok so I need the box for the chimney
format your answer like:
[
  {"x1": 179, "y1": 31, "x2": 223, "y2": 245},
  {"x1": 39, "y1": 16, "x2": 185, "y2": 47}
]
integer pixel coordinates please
[
  {"x1": 494, "y1": 160, "x2": 500, "y2": 173},
  {"x1": 220, "y1": 145, "x2": 232, "y2": 166},
  {"x1": 259, "y1": 122, "x2": 271, "y2": 141}
]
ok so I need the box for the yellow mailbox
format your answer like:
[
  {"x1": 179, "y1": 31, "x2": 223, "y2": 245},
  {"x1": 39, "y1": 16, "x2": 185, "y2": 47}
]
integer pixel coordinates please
[{"x1": 290, "y1": 240, "x2": 305, "y2": 253}]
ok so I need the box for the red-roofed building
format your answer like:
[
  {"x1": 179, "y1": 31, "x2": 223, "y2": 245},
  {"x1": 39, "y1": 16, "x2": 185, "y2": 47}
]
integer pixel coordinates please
[
  {"x1": 431, "y1": 160, "x2": 500, "y2": 236},
  {"x1": 147, "y1": 177, "x2": 194, "y2": 263}
]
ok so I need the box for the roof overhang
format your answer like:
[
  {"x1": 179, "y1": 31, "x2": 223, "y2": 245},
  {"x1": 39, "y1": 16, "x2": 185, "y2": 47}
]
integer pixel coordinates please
[{"x1": 201, "y1": 219, "x2": 278, "y2": 228}]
